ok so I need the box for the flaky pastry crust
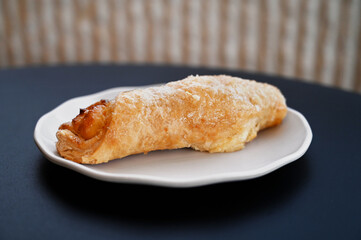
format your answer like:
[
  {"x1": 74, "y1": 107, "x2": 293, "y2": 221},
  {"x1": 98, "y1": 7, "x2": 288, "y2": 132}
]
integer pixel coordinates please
[{"x1": 56, "y1": 75, "x2": 287, "y2": 164}]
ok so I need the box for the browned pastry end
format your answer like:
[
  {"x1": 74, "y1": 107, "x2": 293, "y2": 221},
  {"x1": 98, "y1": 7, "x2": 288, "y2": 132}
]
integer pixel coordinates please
[{"x1": 59, "y1": 99, "x2": 110, "y2": 140}]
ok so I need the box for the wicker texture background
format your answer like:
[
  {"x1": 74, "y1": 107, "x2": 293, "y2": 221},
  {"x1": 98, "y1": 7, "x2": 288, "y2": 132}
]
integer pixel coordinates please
[{"x1": 0, "y1": 0, "x2": 360, "y2": 93}]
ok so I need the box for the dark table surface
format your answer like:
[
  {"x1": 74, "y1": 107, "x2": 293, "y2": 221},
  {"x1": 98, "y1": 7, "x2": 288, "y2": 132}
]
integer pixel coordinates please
[{"x1": 1, "y1": 65, "x2": 361, "y2": 240}]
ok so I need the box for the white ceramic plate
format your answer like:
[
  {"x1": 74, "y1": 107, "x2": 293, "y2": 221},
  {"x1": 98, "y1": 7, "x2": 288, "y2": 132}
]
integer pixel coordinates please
[{"x1": 34, "y1": 86, "x2": 312, "y2": 188}]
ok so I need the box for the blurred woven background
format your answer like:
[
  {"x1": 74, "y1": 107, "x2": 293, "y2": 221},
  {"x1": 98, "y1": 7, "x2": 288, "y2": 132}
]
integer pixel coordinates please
[{"x1": 0, "y1": 0, "x2": 360, "y2": 93}]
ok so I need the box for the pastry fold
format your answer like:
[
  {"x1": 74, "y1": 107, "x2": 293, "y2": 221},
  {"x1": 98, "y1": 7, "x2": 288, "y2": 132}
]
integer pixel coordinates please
[{"x1": 56, "y1": 75, "x2": 287, "y2": 164}]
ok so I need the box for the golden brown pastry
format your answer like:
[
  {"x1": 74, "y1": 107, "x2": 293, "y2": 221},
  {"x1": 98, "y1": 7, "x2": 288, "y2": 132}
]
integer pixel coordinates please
[{"x1": 56, "y1": 75, "x2": 287, "y2": 164}]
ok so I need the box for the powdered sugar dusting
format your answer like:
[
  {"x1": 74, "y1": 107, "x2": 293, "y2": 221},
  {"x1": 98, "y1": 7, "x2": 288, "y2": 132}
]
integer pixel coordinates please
[{"x1": 116, "y1": 75, "x2": 283, "y2": 115}]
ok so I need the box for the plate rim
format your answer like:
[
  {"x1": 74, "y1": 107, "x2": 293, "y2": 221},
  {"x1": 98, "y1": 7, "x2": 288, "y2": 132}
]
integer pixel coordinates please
[{"x1": 34, "y1": 86, "x2": 313, "y2": 188}]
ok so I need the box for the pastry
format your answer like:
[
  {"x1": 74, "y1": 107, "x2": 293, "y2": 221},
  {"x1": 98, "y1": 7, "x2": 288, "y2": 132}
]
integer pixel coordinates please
[{"x1": 56, "y1": 75, "x2": 287, "y2": 164}]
